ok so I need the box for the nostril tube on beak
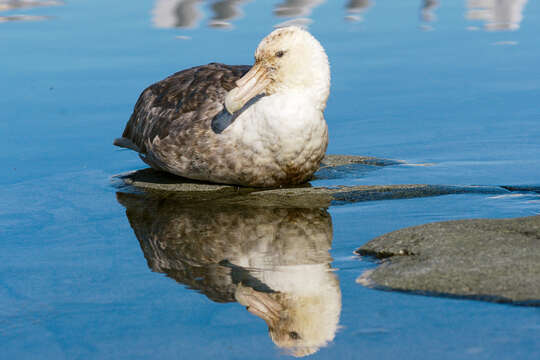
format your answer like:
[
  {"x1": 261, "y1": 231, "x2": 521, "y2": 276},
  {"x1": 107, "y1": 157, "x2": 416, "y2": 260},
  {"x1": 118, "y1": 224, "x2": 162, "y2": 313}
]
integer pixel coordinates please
[{"x1": 225, "y1": 65, "x2": 270, "y2": 114}]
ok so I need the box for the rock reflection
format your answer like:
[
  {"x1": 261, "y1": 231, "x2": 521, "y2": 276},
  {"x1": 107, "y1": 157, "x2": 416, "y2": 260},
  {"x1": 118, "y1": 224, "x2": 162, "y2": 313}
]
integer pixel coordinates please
[
  {"x1": 209, "y1": 0, "x2": 249, "y2": 28},
  {"x1": 420, "y1": 0, "x2": 438, "y2": 22},
  {"x1": 152, "y1": 0, "x2": 202, "y2": 29},
  {"x1": 152, "y1": 0, "x2": 249, "y2": 29},
  {"x1": 117, "y1": 192, "x2": 341, "y2": 357},
  {"x1": 0, "y1": 0, "x2": 61, "y2": 11},
  {"x1": 466, "y1": 0, "x2": 528, "y2": 31},
  {"x1": 148, "y1": 0, "x2": 530, "y2": 32},
  {"x1": 0, "y1": 0, "x2": 63, "y2": 22},
  {"x1": 274, "y1": 0, "x2": 325, "y2": 17},
  {"x1": 345, "y1": 0, "x2": 373, "y2": 22}
]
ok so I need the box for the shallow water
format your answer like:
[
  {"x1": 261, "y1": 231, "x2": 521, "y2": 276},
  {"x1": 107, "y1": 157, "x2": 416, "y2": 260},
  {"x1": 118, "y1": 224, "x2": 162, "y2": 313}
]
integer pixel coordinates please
[{"x1": 1, "y1": 0, "x2": 540, "y2": 359}]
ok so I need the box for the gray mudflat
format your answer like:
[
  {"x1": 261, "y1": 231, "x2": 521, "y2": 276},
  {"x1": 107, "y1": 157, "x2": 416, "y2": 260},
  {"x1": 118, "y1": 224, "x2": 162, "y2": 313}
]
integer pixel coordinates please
[
  {"x1": 114, "y1": 155, "x2": 509, "y2": 207},
  {"x1": 356, "y1": 215, "x2": 540, "y2": 306}
]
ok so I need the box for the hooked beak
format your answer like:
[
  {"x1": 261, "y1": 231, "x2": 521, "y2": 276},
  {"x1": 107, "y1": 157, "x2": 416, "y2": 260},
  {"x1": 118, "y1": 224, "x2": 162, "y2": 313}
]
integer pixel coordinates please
[
  {"x1": 225, "y1": 63, "x2": 271, "y2": 114},
  {"x1": 235, "y1": 283, "x2": 283, "y2": 325}
]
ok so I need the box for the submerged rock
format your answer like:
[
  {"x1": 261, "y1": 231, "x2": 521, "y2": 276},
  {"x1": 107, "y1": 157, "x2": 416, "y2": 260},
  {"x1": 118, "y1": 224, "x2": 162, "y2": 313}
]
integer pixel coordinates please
[
  {"x1": 318, "y1": 154, "x2": 401, "y2": 167},
  {"x1": 356, "y1": 215, "x2": 540, "y2": 306},
  {"x1": 114, "y1": 154, "x2": 509, "y2": 207},
  {"x1": 115, "y1": 154, "x2": 399, "y2": 192}
]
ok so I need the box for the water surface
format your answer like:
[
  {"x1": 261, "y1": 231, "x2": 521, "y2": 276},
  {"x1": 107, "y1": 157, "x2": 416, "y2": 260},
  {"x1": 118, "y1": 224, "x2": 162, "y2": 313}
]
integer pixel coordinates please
[{"x1": 1, "y1": 0, "x2": 540, "y2": 359}]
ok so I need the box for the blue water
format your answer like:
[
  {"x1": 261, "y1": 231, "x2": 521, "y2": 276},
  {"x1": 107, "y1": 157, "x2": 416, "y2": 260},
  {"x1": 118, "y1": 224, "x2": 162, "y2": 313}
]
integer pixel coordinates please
[{"x1": 1, "y1": 0, "x2": 540, "y2": 359}]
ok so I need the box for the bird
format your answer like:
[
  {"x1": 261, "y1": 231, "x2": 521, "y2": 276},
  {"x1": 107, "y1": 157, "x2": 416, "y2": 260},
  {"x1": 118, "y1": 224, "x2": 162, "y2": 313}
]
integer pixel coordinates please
[{"x1": 114, "y1": 26, "x2": 330, "y2": 187}]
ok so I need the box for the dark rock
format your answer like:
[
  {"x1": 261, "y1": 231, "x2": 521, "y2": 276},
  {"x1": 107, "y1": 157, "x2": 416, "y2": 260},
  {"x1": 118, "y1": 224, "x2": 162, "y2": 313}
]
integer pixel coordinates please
[
  {"x1": 113, "y1": 155, "x2": 510, "y2": 207},
  {"x1": 314, "y1": 155, "x2": 402, "y2": 180},
  {"x1": 356, "y1": 215, "x2": 540, "y2": 306},
  {"x1": 319, "y1": 154, "x2": 402, "y2": 167},
  {"x1": 501, "y1": 185, "x2": 540, "y2": 194}
]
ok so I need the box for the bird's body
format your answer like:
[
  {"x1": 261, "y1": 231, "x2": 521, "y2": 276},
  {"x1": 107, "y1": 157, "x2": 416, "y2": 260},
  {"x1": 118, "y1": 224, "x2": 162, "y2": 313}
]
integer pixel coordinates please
[{"x1": 115, "y1": 26, "x2": 330, "y2": 187}]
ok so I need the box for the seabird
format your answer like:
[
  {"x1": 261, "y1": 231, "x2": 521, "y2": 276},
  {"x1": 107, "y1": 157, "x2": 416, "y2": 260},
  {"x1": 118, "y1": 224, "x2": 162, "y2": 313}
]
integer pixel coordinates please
[{"x1": 114, "y1": 26, "x2": 330, "y2": 187}]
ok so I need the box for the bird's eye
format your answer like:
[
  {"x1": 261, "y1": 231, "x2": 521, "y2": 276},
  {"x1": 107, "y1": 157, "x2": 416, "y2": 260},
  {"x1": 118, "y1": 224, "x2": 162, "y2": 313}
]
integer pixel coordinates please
[
  {"x1": 275, "y1": 50, "x2": 285, "y2": 58},
  {"x1": 289, "y1": 331, "x2": 300, "y2": 340}
]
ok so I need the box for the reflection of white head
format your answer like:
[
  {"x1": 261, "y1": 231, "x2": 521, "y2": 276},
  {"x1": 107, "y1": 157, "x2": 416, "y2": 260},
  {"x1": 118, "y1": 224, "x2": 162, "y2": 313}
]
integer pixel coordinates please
[
  {"x1": 466, "y1": 0, "x2": 528, "y2": 31},
  {"x1": 228, "y1": 205, "x2": 340, "y2": 357},
  {"x1": 235, "y1": 264, "x2": 341, "y2": 357}
]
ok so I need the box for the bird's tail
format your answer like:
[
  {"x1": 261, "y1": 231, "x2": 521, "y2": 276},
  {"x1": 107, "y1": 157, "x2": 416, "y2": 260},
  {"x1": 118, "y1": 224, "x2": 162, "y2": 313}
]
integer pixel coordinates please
[{"x1": 113, "y1": 137, "x2": 140, "y2": 152}]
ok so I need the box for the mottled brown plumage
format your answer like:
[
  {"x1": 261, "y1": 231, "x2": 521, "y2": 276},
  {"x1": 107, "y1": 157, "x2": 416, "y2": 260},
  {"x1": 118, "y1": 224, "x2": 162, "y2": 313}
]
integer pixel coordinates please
[{"x1": 121, "y1": 63, "x2": 250, "y2": 154}]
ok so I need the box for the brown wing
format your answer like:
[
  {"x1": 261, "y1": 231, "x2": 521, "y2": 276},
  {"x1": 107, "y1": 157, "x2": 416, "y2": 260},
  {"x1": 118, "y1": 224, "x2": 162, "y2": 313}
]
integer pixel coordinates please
[{"x1": 119, "y1": 63, "x2": 250, "y2": 154}]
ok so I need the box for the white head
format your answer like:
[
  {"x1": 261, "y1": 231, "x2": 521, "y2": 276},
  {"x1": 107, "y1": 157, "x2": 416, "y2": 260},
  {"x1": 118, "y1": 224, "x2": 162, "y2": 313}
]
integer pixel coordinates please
[{"x1": 225, "y1": 26, "x2": 330, "y2": 114}]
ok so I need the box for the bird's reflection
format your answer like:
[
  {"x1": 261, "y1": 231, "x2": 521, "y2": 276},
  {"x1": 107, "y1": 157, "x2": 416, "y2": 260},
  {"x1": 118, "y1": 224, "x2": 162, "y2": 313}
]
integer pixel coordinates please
[
  {"x1": 117, "y1": 192, "x2": 341, "y2": 357},
  {"x1": 466, "y1": 0, "x2": 528, "y2": 31}
]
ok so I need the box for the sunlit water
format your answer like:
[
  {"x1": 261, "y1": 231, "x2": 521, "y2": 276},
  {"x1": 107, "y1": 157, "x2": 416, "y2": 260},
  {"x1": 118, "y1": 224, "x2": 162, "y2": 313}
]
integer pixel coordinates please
[{"x1": 1, "y1": 0, "x2": 540, "y2": 359}]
